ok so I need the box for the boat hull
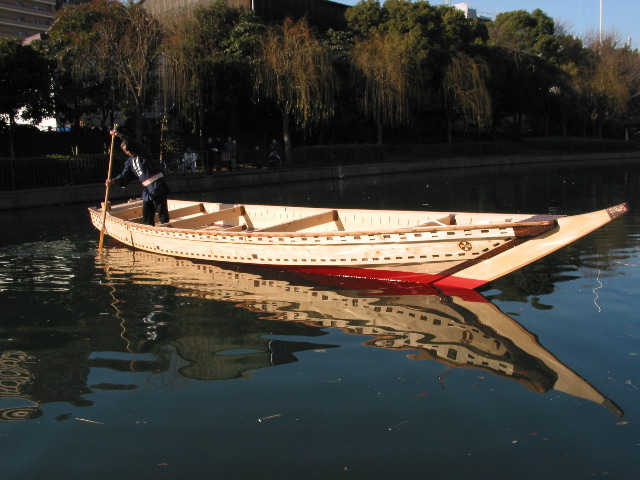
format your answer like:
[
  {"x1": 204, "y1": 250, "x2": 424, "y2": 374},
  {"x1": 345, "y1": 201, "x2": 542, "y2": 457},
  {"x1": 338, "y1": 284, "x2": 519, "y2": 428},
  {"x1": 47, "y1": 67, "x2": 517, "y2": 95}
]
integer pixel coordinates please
[{"x1": 89, "y1": 200, "x2": 628, "y2": 290}]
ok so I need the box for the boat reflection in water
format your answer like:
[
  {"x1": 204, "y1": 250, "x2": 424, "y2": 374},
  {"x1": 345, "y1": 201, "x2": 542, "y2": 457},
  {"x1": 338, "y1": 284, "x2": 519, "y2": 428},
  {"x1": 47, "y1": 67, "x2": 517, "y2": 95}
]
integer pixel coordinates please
[
  {"x1": 98, "y1": 246, "x2": 622, "y2": 417},
  {"x1": 0, "y1": 246, "x2": 623, "y2": 421}
]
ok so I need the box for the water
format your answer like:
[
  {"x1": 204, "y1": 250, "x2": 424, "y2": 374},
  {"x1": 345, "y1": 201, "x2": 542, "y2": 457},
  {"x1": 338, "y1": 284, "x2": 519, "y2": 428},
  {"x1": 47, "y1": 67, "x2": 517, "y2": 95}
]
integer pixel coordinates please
[{"x1": 1, "y1": 159, "x2": 639, "y2": 479}]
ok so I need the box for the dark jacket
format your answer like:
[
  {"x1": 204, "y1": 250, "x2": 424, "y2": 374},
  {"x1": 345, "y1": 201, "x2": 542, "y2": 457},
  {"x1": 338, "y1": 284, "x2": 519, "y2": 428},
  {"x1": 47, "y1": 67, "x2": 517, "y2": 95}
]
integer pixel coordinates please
[{"x1": 114, "y1": 154, "x2": 169, "y2": 202}]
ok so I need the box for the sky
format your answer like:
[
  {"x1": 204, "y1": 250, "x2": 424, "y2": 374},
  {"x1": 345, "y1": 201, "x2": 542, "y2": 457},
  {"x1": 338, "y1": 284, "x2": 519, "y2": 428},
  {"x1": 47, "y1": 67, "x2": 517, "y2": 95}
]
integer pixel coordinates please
[{"x1": 337, "y1": 1, "x2": 640, "y2": 47}]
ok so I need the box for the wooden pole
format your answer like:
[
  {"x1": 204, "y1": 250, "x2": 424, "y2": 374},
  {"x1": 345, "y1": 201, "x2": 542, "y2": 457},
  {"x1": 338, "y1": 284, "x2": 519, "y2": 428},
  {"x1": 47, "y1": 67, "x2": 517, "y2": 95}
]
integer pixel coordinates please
[{"x1": 98, "y1": 130, "x2": 117, "y2": 253}]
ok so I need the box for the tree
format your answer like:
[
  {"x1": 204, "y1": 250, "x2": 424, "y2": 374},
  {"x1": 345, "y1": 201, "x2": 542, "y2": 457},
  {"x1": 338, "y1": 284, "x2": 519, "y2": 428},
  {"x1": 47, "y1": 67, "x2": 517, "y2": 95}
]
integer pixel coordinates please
[
  {"x1": 343, "y1": 0, "x2": 385, "y2": 38},
  {"x1": 350, "y1": 31, "x2": 421, "y2": 144},
  {"x1": 345, "y1": 0, "x2": 431, "y2": 143},
  {"x1": 42, "y1": 1, "x2": 120, "y2": 153},
  {"x1": 49, "y1": 0, "x2": 163, "y2": 141},
  {"x1": 551, "y1": 32, "x2": 586, "y2": 136},
  {"x1": 0, "y1": 38, "x2": 52, "y2": 158},
  {"x1": 254, "y1": 17, "x2": 335, "y2": 163},
  {"x1": 488, "y1": 9, "x2": 564, "y2": 137},
  {"x1": 438, "y1": 4, "x2": 488, "y2": 48},
  {"x1": 437, "y1": 6, "x2": 491, "y2": 141},
  {"x1": 345, "y1": 0, "x2": 489, "y2": 143},
  {"x1": 92, "y1": 1, "x2": 164, "y2": 141},
  {"x1": 163, "y1": 1, "x2": 263, "y2": 150},
  {"x1": 442, "y1": 52, "x2": 492, "y2": 141},
  {"x1": 575, "y1": 35, "x2": 640, "y2": 138},
  {"x1": 488, "y1": 9, "x2": 559, "y2": 62}
]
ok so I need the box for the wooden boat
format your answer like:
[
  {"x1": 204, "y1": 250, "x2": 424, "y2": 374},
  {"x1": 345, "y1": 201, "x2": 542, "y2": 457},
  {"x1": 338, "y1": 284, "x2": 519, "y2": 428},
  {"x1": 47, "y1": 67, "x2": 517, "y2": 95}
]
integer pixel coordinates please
[
  {"x1": 89, "y1": 199, "x2": 629, "y2": 289},
  {"x1": 96, "y1": 247, "x2": 623, "y2": 416}
]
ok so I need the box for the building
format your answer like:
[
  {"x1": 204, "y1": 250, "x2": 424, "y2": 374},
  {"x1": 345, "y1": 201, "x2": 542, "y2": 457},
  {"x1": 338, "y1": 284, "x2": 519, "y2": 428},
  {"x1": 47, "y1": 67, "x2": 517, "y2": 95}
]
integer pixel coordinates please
[
  {"x1": 0, "y1": 0, "x2": 61, "y2": 39},
  {"x1": 0, "y1": 0, "x2": 348, "y2": 41},
  {"x1": 453, "y1": 2, "x2": 476, "y2": 19},
  {"x1": 453, "y1": 2, "x2": 491, "y2": 21},
  {"x1": 141, "y1": 0, "x2": 348, "y2": 32}
]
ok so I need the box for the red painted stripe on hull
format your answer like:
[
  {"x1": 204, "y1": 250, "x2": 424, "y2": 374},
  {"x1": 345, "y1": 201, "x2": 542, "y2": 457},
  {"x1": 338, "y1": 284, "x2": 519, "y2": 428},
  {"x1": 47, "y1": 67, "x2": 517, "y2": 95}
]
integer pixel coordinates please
[
  {"x1": 431, "y1": 276, "x2": 486, "y2": 291},
  {"x1": 275, "y1": 265, "x2": 489, "y2": 301},
  {"x1": 277, "y1": 266, "x2": 439, "y2": 283}
]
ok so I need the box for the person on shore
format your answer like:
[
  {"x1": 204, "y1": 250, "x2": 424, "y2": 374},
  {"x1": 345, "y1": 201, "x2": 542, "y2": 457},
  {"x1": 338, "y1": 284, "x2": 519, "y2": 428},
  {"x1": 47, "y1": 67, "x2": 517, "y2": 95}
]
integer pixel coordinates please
[
  {"x1": 224, "y1": 137, "x2": 236, "y2": 170},
  {"x1": 183, "y1": 147, "x2": 198, "y2": 174},
  {"x1": 213, "y1": 137, "x2": 224, "y2": 171},
  {"x1": 266, "y1": 138, "x2": 282, "y2": 168},
  {"x1": 231, "y1": 139, "x2": 238, "y2": 170},
  {"x1": 253, "y1": 145, "x2": 263, "y2": 169},
  {"x1": 205, "y1": 137, "x2": 216, "y2": 174},
  {"x1": 106, "y1": 129, "x2": 170, "y2": 225}
]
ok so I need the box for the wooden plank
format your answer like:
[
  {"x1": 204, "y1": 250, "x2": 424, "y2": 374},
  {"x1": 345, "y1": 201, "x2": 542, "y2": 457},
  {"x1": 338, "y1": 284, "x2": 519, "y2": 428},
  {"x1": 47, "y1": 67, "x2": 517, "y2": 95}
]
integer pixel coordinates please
[
  {"x1": 167, "y1": 205, "x2": 249, "y2": 229},
  {"x1": 167, "y1": 203, "x2": 206, "y2": 219},
  {"x1": 115, "y1": 203, "x2": 204, "y2": 223},
  {"x1": 197, "y1": 223, "x2": 252, "y2": 232},
  {"x1": 115, "y1": 207, "x2": 144, "y2": 221},
  {"x1": 108, "y1": 200, "x2": 143, "y2": 219},
  {"x1": 417, "y1": 214, "x2": 456, "y2": 227},
  {"x1": 110, "y1": 199, "x2": 143, "y2": 211},
  {"x1": 199, "y1": 224, "x2": 248, "y2": 232},
  {"x1": 257, "y1": 210, "x2": 344, "y2": 233},
  {"x1": 405, "y1": 219, "x2": 556, "y2": 233},
  {"x1": 222, "y1": 225, "x2": 246, "y2": 232}
]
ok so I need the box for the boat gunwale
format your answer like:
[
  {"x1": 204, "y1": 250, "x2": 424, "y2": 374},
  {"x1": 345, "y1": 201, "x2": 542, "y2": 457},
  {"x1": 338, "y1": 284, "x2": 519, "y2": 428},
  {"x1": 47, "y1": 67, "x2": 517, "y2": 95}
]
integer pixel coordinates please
[{"x1": 89, "y1": 206, "x2": 557, "y2": 239}]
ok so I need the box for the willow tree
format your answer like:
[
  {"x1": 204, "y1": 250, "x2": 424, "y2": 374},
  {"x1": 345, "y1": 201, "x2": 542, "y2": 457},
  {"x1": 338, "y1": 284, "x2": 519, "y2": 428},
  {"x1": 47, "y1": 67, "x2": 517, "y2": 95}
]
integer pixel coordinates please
[
  {"x1": 346, "y1": 1, "x2": 489, "y2": 143},
  {"x1": 575, "y1": 35, "x2": 640, "y2": 138},
  {"x1": 254, "y1": 17, "x2": 335, "y2": 164},
  {"x1": 442, "y1": 52, "x2": 492, "y2": 142},
  {"x1": 350, "y1": 31, "x2": 421, "y2": 144},
  {"x1": 90, "y1": 2, "x2": 164, "y2": 141},
  {"x1": 163, "y1": 2, "x2": 263, "y2": 150}
]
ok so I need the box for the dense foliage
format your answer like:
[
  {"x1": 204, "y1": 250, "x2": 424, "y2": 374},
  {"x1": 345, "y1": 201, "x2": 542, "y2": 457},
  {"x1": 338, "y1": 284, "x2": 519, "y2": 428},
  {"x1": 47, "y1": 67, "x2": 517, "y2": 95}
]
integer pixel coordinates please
[
  {"x1": 4, "y1": 0, "x2": 639, "y2": 159},
  {"x1": 0, "y1": 38, "x2": 53, "y2": 157}
]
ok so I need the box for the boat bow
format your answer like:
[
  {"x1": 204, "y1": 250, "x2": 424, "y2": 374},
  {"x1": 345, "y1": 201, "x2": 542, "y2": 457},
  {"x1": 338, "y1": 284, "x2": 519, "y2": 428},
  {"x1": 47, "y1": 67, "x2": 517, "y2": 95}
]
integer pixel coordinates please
[{"x1": 433, "y1": 203, "x2": 629, "y2": 289}]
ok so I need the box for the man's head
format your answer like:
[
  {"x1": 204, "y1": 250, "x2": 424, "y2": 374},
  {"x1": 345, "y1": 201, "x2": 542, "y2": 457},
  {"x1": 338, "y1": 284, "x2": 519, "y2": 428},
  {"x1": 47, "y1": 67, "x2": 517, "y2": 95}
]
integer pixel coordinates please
[{"x1": 120, "y1": 138, "x2": 142, "y2": 157}]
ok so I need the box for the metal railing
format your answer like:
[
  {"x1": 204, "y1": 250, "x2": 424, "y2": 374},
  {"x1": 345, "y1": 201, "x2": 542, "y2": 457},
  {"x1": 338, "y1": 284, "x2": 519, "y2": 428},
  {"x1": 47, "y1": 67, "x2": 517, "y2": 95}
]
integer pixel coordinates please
[
  {"x1": 0, "y1": 140, "x2": 636, "y2": 191},
  {"x1": 0, "y1": 154, "x2": 115, "y2": 190}
]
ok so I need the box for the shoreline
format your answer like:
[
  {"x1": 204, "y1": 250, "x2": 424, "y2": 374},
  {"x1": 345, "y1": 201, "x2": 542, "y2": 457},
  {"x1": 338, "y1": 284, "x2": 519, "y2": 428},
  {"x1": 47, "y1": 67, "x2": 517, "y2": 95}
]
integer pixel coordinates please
[{"x1": 0, "y1": 151, "x2": 637, "y2": 211}]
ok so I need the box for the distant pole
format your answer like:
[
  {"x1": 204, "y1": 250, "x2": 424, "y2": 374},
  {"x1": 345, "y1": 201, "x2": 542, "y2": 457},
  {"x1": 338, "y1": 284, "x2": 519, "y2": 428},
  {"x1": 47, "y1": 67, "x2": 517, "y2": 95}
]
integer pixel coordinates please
[{"x1": 599, "y1": 0, "x2": 603, "y2": 43}]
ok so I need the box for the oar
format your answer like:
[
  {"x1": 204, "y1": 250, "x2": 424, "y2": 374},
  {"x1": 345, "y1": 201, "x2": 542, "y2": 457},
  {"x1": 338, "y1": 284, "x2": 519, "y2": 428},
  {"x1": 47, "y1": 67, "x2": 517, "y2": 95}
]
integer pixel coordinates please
[{"x1": 98, "y1": 130, "x2": 117, "y2": 253}]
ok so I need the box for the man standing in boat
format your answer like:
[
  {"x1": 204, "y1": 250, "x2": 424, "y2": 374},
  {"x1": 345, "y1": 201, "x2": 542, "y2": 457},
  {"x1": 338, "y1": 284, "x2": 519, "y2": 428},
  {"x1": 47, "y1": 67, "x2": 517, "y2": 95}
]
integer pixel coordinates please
[{"x1": 106, "y1": 129, "x2": 170, "y2": 225}]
